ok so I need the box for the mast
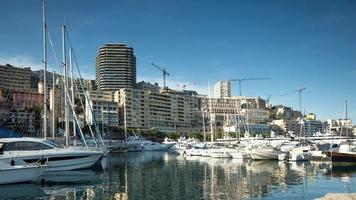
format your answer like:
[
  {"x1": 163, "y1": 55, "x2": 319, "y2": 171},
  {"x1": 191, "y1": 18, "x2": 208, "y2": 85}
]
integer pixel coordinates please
[
  {"x1": 70, "y1": 48, "x2": 76, "y2": 146},
  {"x1": 124, "y1": 94, "x2": 128, "y2": 143},
  {"x1": 202, "y1": 110, "x2": 206, "y2": 142},
  {"x1": 52, "y1": 71, "x2": 55, "y2": 139},
  {"x1": 345, "y1": 100, "x2": 348, "y2": 139},
  {"x1": 62, "y1": 25, "x2": 69, "y2": 147},
  {"x1": 42, "y1": 0, "x2": 48, "y2": 139},
  {"x1": 208, "y1": 83, "x2": 214, "y2": 142}
]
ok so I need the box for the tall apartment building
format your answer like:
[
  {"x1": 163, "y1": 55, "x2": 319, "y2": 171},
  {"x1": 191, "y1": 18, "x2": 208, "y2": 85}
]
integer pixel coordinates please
[
  {"x1": 0, "y1": 64, "x2": 33, "y2": 92},
  {"x1": 214, "y1": 80, "x2": 231, "y2": 98},
  {"x1": 96, "y1": 43, "x2": 136, "y2": 91}
]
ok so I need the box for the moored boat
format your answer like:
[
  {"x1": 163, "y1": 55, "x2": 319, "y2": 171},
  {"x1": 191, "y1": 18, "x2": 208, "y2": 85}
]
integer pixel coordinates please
[
  {"x1": 0, "y1": 162, "x2": 42, "y2": 184},
  {"x1": 0, "y1": 137, "x2": 103, "y2": 172}
]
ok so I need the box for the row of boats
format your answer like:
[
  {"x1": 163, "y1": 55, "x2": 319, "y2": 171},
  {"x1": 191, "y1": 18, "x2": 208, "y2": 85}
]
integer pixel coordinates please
[
  {"x1": 1, "y1": 135, "x2": 355, "y2": 185},
  {"x1": 166, "y1": 136, "x2": 356, "y2": 164}
]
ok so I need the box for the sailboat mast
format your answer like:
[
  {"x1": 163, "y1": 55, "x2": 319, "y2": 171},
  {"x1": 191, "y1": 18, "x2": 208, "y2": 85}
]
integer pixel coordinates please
[
  {"x1": 42, "y1": 0, "x2": 48, "y2": 139},
  {"x1": 52, "y1": 71, "x2": 55, "y2": 139},
  {"x1": 208, "y1": 83, "x2": 214, "y2": 142},
  {"x1": 124, "y1": 95, "x2": 128, "y2": 143},
  {"x1": 62, "y1": 25, "x2": 69, "y2": 147},
  {"x1": 202, "y1": 110, "x2": 206, "y2": 142},
  {"x1": 345, "y1": 100, "x2": 348, "y2": 139},
  {"x1": 70, "y1": 48, "x2": 76, "y2": 146}
]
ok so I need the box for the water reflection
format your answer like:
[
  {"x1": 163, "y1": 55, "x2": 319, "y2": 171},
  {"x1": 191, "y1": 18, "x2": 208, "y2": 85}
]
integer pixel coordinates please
[{"x1": 0, "y1": 152, "x2": 355, "y2": 199}]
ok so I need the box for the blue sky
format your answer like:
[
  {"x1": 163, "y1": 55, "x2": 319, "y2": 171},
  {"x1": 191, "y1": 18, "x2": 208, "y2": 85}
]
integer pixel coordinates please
[{"x1": 0, "y1": 0, "x2": 355, "y2": 122}]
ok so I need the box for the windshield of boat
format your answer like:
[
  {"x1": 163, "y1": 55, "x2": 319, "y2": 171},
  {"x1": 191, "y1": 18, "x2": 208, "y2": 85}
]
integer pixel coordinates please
[{"x1": 44, "y1": 140, "x2": 61, "y2": 148}]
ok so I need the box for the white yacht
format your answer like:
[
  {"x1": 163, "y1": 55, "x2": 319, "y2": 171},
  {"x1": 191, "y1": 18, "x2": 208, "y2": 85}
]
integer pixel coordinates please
[
  {"x1": 0, "y1": 137, "x2": 103, "y2": 172},
  {"x1": 0, "y1": 161, "x2": 41, "y2": 184},
  {"x1": 250, "y1": 146, "x2": 281, "y2": 160},
  {"x1": 126, "y1": 136, "x2": 172, "y2": 151},
  {"x1": 288, "y1": 147, "x2": 311, "y2": 162}
]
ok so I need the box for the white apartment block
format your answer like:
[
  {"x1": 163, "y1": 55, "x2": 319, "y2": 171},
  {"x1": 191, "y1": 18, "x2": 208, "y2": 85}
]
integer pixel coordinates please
[{"x1": 214, "y1": 80, "x2": 231, "y2": 98}]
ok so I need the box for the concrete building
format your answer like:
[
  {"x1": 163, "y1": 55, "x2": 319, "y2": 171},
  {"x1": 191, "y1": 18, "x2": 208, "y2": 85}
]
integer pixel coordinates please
[
  {"x1": 96, "y1": 43, "x2": 136, "y2": 91},
  {"x1": 302, "y1": 120, "x2": 325, "y2": 136},
  {"x1": 271, "y1": 119, "x2": 300, "y2": 136},
  {"x1": 0, "y1": 64, "x2": 33, "y2": 92},
  {"x1": 115, "y1": 88, "x2": 201, "y2": 132},
  {"x1": 271, "y1": 105, "x2": 302, "y2": 120},
  {"x1": 326, "y1": 119, "x2": 353, "y2": 135},
  {"x1": 136, "y1": 81, "x2": 160, "y2": 93},
  {"x1": 200, "y1": 96, "x2": 270, "y2": 135},
  {"x1": 12, "y1": 91, "x2": 43, "y2": 109},
  {"x1": 214, "y1": 80, "x2": 231, "y2": 98},
  {"x1": 85, "y1": 90, "x2": 118, "y2": 127}
]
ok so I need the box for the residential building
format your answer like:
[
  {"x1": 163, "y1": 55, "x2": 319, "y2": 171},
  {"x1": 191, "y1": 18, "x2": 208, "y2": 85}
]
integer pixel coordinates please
[
  {"x1": 136, "y1": 81, "x2": 160, "y2": 93},
  {"x1": 302, "y1": 120, "x2": 325, "y2": 136},
  {"x1": 115, "y1": 88, "x2": 201, "y2": 132},
  {"x1": 326, "y1": 119, "x2": 353, "y2": 135},
  {"x1": 0, "y1": 64, "x2": 33, "y2": 92},
  {"x1": 271, "y1": 105, "x2": 302, "y2": 120},
  {"x1": 200, "y1": 96, "x2": 270, "y2": 135},
  {"x1": 85, "y1": 90, "x2": 118, "y2": 127},
  {"x1": 271, "y1": 119, "x2": 300, "y2": 135},
  {"x1": 96, "y1": 43, "x2": 136, "y2": 91},
  {"x1": 214, "y1": 80, "x2": 231, "y2": 98},
  {"x1": 12, "y1": 91, "x2": 43, "y2": 109}
]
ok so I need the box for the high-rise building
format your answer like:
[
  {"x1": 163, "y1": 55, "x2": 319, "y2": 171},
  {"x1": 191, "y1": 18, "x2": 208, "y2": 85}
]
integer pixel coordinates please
[
  {"x1": 96, "y1": 43, "x2": 136, "y2": 91},
  {"x1": 214, "y1": 80, "x2": 231, "y2": 98}
]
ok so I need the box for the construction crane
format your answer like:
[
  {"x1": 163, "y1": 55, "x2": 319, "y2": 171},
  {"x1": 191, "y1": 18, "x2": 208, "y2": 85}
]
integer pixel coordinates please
[
  {"x1": 266, "y1": 94, "x2": 272, "y2": 107},
  {"x1": 151, "y1": 63, "x2": 170, "y2": 89},
  {"x1": 229, "y1": 77, "x2": 271, "y2": 96},
  {"x1": 281, "y1": 88, "x2": 306, "y2": 112}
]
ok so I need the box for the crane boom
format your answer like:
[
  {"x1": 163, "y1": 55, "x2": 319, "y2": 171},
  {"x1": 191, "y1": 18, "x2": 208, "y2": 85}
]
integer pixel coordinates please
[
  {"x1": 280, "y1": 88, "x2": 306, "y2": 112},
  {"x1": 151, "y1": 63, "x2": 170, "y2": 88},
  {"x1": 228, "y1": 77, "x2": 271, "y2": 96}
]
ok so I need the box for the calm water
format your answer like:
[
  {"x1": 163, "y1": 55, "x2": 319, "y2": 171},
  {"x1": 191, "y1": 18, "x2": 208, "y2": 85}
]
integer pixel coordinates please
[{"x1": 1, "y1": 152, "x2": 355, "y2": 200}]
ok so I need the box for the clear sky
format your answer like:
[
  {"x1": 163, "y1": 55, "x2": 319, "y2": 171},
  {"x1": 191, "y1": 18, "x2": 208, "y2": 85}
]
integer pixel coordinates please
[{"x1": 0, "y1": 0, "x2": 355, "y2": 122}]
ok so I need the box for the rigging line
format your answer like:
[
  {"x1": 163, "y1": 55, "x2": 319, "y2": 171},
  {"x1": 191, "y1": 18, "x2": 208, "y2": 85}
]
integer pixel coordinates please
[
  {"x1": 64, "y1": 30, "x2": 104, "y2": 147},
  {"x1": 47, "y1": 30, "x2": 88, "y2": 148},
  {"x1": 72, "y1": 77, "x2": 98, "y2": 147}
]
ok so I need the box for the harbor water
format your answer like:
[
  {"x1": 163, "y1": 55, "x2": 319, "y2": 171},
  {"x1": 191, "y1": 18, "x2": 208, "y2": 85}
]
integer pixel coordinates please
[{"x1": 1, "y1": 151, "x2": 355, "y2": 200}]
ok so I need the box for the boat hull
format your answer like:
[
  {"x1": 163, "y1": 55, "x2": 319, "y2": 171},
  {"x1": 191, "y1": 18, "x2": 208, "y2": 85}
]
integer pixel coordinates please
[
  {"x1": 1, "y1": 152, "x2": 103, "y2": 172},
  {"x1": 0, "y1": 165, "x2": 40, "y2": 184},
  {"x1": 326, "y1": 152, "x2": 356, "y2": 163},
  {"x1": 251, "y1": 148, "x2": 280, "y2": 160}
]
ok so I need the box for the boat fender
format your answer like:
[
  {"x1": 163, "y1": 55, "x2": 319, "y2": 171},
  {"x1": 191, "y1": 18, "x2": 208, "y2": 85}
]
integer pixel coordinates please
[{"x1": 10, "y1": 160, "x2": 15, "y2": 166}]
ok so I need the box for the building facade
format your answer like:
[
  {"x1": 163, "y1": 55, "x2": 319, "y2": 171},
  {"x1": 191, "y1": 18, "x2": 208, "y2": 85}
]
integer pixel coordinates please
[
  {"x1": 214, "y1": 80, "x2": 231, "y2": 98},
  {"x1": 115, "y1": 88, "x2": 201, "y2": 132},
  {"x1": 85, "y1": 90, "x2": 118, "y2": 127},
  {"x1": 96, "y1": 43, "x2": 136, "y2": 91},
  {"x1": 0, "y1": 64, "x2": 33, "y2": 92}
]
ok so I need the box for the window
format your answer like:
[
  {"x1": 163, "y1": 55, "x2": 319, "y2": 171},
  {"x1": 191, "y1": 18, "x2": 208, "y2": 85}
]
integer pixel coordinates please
[{"x1": 3, "y1": 141, "x2": 53, "y2": 151}]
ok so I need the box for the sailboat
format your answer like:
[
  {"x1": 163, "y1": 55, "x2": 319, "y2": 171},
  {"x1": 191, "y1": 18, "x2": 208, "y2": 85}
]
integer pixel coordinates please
[{"x1": 326, "y1": 101, "x2": 356, "y2": 163}]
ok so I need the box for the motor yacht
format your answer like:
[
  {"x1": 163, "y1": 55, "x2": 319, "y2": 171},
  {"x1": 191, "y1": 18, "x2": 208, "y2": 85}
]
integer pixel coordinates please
[
  {"x1": 0, "y1": 137, "x2": 103, "y2": 172},
  {"x1": 0, "y1": 161, "x2": 42, "y2": 184},
  {"x1": 250, "y1": 145, "x2": 281, "y2": 160}
]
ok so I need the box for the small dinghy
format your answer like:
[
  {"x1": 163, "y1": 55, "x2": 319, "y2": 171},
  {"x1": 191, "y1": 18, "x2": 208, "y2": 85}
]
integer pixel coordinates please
[{"x1": 0, "y1": 162, "x2": 41, "y2": 184}]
